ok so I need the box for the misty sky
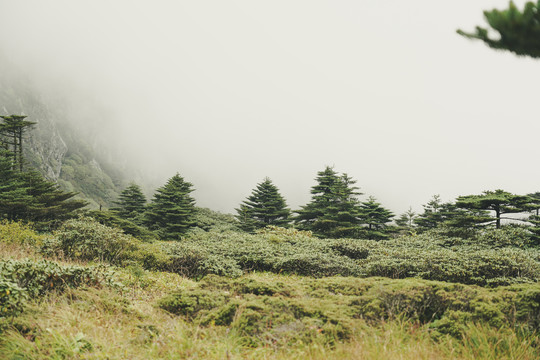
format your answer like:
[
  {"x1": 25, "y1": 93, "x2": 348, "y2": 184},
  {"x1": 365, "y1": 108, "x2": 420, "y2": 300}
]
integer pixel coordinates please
[{"x1": 1, "y1": 0, "x2": 540, "y2": 215}]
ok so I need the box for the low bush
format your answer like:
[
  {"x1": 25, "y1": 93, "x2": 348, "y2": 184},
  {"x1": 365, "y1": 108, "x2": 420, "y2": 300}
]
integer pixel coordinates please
[
  {"x1": 87, "y1": 210, "x2": 156, "y2": 242},
  {"x1": 0, "y1": 259, "x2": 116, "y2": 298},
  {"x1": 0, "y1": 221, "x2": 45, "y2": 247},
  {"x1": 159, "y1": 275, "x2": 540, "y2": 346},
  {"x1": 52, "y1": 217, "x2": 140, "y2": 264},
  {"x1": 0, "y1": 279, "x2": 26, "y2": 318},
  {"x1": 0, "y1": 258, "x2": 118, "y2": 320},
  {"x1": 163, "y1": 242, "x2": 243, "y2": 278},
  {"x1": 174, "y1": 228, "x2": 540, "y2": 285},
  {"x1": 475, "y1": 226, "x2": 532, "y2": 248},
  {"x1": 159, "y1": 275, "x2": 354, "y2": 346},
  {"x1": 187, "y1": 207, "x2": 240, "y2": 234},
  {"x1": 40, "y1": 219, "x2": 540, "y2": 286}
]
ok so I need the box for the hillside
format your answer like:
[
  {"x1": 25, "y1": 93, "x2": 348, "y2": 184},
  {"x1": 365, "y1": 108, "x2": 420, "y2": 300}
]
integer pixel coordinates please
[
  {"x1": 0, "y1": 220, "x2": 539, "y2": 359},
  {"x1": 0, "y1": 63, "x2": 127, "y2": 208}
]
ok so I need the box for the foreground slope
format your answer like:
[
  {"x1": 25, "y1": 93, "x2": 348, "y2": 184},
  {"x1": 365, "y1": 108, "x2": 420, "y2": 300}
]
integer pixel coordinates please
[{"x1": 0, "y1": 221, "x2": 539, "y2": 359}]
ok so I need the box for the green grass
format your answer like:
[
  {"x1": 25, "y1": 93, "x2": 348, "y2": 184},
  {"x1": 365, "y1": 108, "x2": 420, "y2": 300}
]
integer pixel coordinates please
[
  {"x1": 0, "y1": 221, "x2": 539, "y2": 359},
  {"x1": 0, "y1": 266, "x2": 538, "y2": 359}
]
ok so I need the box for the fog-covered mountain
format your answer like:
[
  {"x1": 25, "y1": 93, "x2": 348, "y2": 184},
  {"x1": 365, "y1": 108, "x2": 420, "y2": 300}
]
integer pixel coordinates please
[{"x1": 0, "y1": 62, "x2": 129, "y2": 208}]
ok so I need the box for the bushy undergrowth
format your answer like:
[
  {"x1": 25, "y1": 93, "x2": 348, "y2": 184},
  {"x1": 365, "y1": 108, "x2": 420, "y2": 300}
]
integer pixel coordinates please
[
  {"x1": 44, "y1": 217, "x2": 140, "y2": 263},
  {"x1": 37, "y1": 219, "x2": 540, "y2": 286},
  {"x1": 0, "y1": 221, "x2": 45, "y2": 247},
  {"x1": 87, "y1": 210, "x2": 156, "y2": 242},
  {"x1": 1, "y1": 219, "x2": 539, "y2": 358},
  {"x1": 161, "y1": 226, "x2": 540, "y2": 285},
  {"x1": 3, "y1": 274, "x2": 538, "y2": 359},
  {"x1": 0, "y1": 259, "x2": 116, "y2": 319},
  {"x1": 187, "y1": 207, "x2": 240, "y2": 234},
  {"x1": 159, "y1": 274, "x2": 540, "y2": 347}
]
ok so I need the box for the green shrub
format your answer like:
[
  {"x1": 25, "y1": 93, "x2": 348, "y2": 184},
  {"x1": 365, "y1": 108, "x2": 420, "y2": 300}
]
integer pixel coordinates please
[
  {"x1": 163, "y1": 242, "x2": 242, "y2": 278},
  {"x1": 0, "y1": 279, "x2": 26, "y2": 318},
  {"x1": 255, "y1": 226, "x2": 314, "y2": 243},
  {"x1": 158, "y1": 275, "x2": 540, "y2": 347},
  {"x1": 476, "y1": 226, "x2": 532, "y2": 248},
  {"x1": 187, "y1": 207, "x2": 240, "y2": 234},
  {"x1": 0, "y1": 221, "x2": 45, "y2": 247},
  {"x1": 124, "y1": 242, "x2": 171, "y2": 271},
  {"x1": 276, "y1": 253, "x2": 359, "y2": 277},
  {"x1": 87, "y1": 210, "x2": 156, "y2": 242},
  {"x1": 512, "y1": 285, "x2": 540, "y2": 330},
  {"x1": 177, "y1": 229, "x2": 540, "y2": 285},
  {"x1": 158, "y1": 288, "x2": 229, "y2": 317},
  {"x1": 52, "y1": 217, "x2": 139, "y2": 264},
  {"x1": 159, "y1": 277, "x2": 353, "y2": 347},
  {"x1": 0, "y1": 258, "x2": 118, "y2": 321},
  {"x1": 329, "y1": 239, "x2": 371, "y2": 259},
  {"x1": 0, "y1": 259, "x2": 116, "y2": 298},
  {"x1": 41, "y1": 220, "x2": 540, "y2": 286}
]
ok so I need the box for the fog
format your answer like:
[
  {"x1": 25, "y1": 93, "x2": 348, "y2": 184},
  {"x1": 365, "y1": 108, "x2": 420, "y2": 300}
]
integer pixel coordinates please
[{"x1": 1, "y1": 0, "x2": 540, "y2": 215}]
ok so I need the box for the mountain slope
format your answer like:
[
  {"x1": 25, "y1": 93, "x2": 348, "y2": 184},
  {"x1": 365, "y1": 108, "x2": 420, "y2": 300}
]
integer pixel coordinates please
[{"x1": 0, "y1": 63, "x2": 126, "y2": 208}]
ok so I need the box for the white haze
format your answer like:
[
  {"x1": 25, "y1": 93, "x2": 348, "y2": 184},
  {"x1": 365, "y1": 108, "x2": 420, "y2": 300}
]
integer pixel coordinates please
[{"x1": 1, "y1": 0, "x2": 539, "y2": 215}]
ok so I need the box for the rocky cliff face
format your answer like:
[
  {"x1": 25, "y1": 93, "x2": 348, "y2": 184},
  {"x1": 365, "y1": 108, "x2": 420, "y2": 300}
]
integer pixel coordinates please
[
  {"x1": 0, "y1": 69, "x2": 125, "y2": 208},
  {"x1": 1, "y1": 93, "x2": 67, "y2": 182}
]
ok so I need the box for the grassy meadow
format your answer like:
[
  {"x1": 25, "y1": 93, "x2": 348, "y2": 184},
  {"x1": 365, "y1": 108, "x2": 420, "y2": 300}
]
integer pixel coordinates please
[{"x1": 0, "y1": 219, "x2": 539, "y2": 359}]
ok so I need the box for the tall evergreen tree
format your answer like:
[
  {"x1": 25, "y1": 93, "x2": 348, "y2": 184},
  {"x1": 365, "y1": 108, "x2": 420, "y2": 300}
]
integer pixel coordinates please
[
  {"x1": 0, "y1": 149, "x2": 87, "y2": 228},
  {"x1": 359, "y1": 196, "x2": 394, "y2": 240},
  {"x1": 294, "y1": 167, "x2": 363, "y2": 238},
  {"x1": 523, "y1": 192, "x2": 540, "y2": 245},
  {"x1": 113, "y1": 183, "x2": 147, "y2": 223},
  {"x1": 415, "y1": 195, "x2": 449, "y2": 231},
  {"x1": 0, "y1": 149, "x2": 32, "y2": 220},
  {"x1": 395, "y1": 207, "x2": 417, "y2": 233},
  {"x1": 144, "y1": 173, "x2": 196, "y2": 240},
  {"x1": 235, "y1": 177, "x2": 290, "y2": 232},
  {"x1": 0, "y1": 115, "x2": 36, "y2": 171},
  {"x1": 458, "y1": 1, "x2": 540, "y2": 58},
  {"x1": 455, "y1": 189, "x2": 531, "y2": 229},
  {"x1": 19, "y1": 170, "x2": 87, "y2": 229}
]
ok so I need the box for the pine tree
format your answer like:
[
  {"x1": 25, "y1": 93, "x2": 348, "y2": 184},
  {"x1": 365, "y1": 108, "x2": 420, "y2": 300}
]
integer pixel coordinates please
[
  {"x1": 395, "y1": 207, "x2": 417, "y2": 234},
  {"x1": 19, "y1": 170, "x2": 87, "y2": 229},
  {"x1": 458, "y1": 1, "x2": 540, "y2": 58},
  {"x1": 235, "y1": 177, "x2": 290, "y2": 232},
  {"x1": 294, "y1": 167, "x2": 363, "y2": 238},
  {"x1": 113, "y1": 183, "x2": 147, "y2": 223},
  {"x1": 455, "y1": 189, "x2": 531, "y2": 229},
  {"x1": 414, "y1": 195, "x2": 447, "y2": 231},
  {"x1": 0, "y1": 150, "x2": 32, "y2": 220},
  {"x1": 359, "y1": 196, "x2": 394, "y2": 240},
  {"x1": 0, "y1": 149, "x2": 87, "y2": 228},
  {"x1": 523, "y1": 192, "x2": 540, "y2": 245},
  {"x1": 0, "y1": 115, "x2": 36, "y2": 171},
  {"x1": 144, "y1": 173, "x2": 196, "y2": 240}
]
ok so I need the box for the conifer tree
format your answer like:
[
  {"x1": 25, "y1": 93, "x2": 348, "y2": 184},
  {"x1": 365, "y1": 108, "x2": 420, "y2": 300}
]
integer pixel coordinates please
[
  {"x1": 455, "y1": 189, "x2": 531, "y2": 229},
  {"x1": 414, "y1": 195, "x2": 449, "y2": 231},
  {"x1": 19, "y1": 170, "x2": 87, "y2": 229},
  {"x1": 113, "y1": 183, "x2": 147, "y2": 223},
  {"x1": 235, "y1": 177, "x2": 290, "y2": 232},
  {"x1": 458, "y1": 1, "x2": 540, "y2": 58},
  {"x1": 521, "y1": 192, "x2": 540, "y2": 245},
  {"x1": 0, "y1": 149, "x2": 32, "y2": 220},
  {"x1": 0, "y1": 149, "x2": 87, "y2": 228},
  {"x1": 395, "y1": 207, "x2": 417, "y2": 233},
  {"x1": 294, "y1": 167, "x2": 363, "y2": 238},
  {"x1": 0, "y1": 115, "x2": 36, "y2": 171},
  {"x1": 359, "y1": 196, "x2": 394, "y2": 240},
  {"x1": 395, "y1": 207, "x2": 416, "y2": 228},
  {"x1": 144, "y1": 173, "x2": 196, "y2": 240},
  {"x1": 527, "y1": 213, "x2": 540, "y2": 246}
]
